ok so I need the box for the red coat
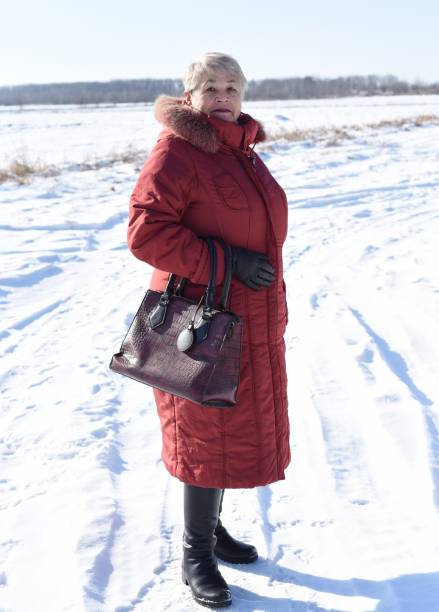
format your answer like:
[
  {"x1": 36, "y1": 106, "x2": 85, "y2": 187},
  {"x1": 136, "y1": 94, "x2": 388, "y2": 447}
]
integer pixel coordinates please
[{"x1": 127, "y1": 95, "x2": 290, "y2": 488}]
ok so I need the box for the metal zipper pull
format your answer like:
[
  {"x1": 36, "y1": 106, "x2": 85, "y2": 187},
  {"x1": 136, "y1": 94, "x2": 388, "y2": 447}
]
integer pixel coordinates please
[{"x1": 249, "y1": 143, "x2": 257, "y2": 167}]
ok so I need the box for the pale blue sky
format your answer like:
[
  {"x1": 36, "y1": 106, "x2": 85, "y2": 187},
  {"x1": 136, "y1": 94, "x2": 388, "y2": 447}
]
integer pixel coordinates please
[{"x1": 1, "y1": 0, "x2": 438, "y2": 86}]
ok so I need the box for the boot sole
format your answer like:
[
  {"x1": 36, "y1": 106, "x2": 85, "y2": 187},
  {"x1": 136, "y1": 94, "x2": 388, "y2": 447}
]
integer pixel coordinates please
[
  {"x1": 214, "y1": 551, "x2": 258, "y2": 565},
  {"x1": 182, "y1": 573, "x2": 232, "y2": 608}
]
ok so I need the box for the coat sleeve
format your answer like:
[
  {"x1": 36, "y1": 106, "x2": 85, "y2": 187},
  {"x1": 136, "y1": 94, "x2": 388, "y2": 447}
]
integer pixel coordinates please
[{"x1": 127, "y1": 136, "x2": 225, "y2": 285}]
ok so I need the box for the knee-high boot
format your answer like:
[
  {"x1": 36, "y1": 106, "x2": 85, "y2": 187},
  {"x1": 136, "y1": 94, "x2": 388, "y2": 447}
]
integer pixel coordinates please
[
  {"x1": 182, "y1": 484, "x2": 232, "y2": 609},
  {"x1": 214, "y1": 489, "x2": 258, "y2": 564}
]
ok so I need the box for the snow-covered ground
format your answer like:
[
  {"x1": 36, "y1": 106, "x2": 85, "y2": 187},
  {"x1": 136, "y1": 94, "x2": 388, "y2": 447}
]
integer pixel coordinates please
[
  {"x1": 1, "y1": 96, "x2": 439, "y2": 611},
  {"x1": 2, "y1": 94, "x2": 439, "y2": 167}
]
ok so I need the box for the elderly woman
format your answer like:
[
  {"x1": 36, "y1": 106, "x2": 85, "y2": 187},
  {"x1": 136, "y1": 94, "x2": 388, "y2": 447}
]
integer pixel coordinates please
[{"x1": 127, "y1": 52, "x2": 290, "y2": 608}]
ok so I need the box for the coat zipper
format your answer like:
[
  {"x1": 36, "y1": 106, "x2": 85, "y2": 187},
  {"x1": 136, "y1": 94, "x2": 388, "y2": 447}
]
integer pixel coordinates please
[{"x1": 232, "y1": 148, "x2": 283, "y2": 480}]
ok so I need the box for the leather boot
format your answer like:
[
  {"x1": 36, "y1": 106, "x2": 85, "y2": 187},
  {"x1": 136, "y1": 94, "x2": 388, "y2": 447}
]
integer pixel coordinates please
[
  {"x1": 214, "y1": 489, "x2": 258, "y2": 564},
  {"x1": 182, "y1": 484, "x2": 232, "y2": 609}
]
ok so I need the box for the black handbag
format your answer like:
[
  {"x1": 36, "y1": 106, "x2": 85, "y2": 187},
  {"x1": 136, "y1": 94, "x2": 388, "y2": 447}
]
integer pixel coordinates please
[{"x1": 109, "y1": 237, "x2": 242, "y2": 408}]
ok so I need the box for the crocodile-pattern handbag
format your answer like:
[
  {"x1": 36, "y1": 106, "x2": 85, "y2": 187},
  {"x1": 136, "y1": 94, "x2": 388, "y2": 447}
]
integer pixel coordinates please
[{"x1": 109, "y1": 237, "x2": 242, "y2": 408}]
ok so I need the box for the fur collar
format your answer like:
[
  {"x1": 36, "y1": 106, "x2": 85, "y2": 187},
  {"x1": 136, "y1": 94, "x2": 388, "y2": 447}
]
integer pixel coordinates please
[{"x1": 154, "y1": 95, "x2": 266, "y2": 154}]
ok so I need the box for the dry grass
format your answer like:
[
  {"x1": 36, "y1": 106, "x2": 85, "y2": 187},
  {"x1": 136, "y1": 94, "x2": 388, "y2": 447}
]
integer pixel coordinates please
[
  {"x1": 0, "y1": 154, "x2": 58, "y2": 184},
  {"x1": 413, "y1": 114, "x2": 438, "y2": 126},
  {"x1": 0, "y1": 144, "x2": 147, "y2": 185},
  {"x1": 2, "y1": 114, "x2": 438, "y2": 185},
  {"x1": 70, "y1": 144, "x2": 147, "y2": 172},
  {"x1": 263, "y1": 126, "x2": 354, "y2": 148},
  {"x1": 0, "y1": 169, "x2": 10, "y2": 183},
  {"x1": 265, "y1": 114, "x2": 439, "y2": 147},
  {"x1": 363, "y1": 114, "x2": 439, "y2": 130},
  {"x1": 111, "y1": 144, "x2": 146, "y2": 164}
]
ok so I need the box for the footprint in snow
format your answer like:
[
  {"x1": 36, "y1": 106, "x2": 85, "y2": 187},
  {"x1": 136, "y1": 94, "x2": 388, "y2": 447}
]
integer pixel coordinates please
[
  {"x1": 311, "y1": 519, "x2": 333, "y2": 527},
  {"x1": 362, "y1": 244, "x2": 379, "y2": 257},
  {"x1": 310, "y1": 293, "x2": 319, "y2": 311},
  {"x1": 353, "y1": 209, "x2": 373, "y2": 218},
  {"x1": 276, "y1": 519, "x2": 301, "y2": 528},
  {"x1": 293, "y1": 548, "x2": 314, "y2": 563},
  {"x1": 29, "y1": 376, "x2": 53, "y2": 388},
  {"x1": 357, "y1": 348, "x2": 374, "y2": 364},
  {"x1": 356, "y1": 347, "x2": 375, "y2": 382},
  {"x1": 91, "y1": 428, "x2": 107, "y2": 439}
]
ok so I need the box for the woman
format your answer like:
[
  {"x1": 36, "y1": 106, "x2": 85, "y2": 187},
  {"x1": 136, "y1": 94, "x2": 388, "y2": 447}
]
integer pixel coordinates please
[{"x1": 127, "y1": 52, "x2": 290, "y2": 608}]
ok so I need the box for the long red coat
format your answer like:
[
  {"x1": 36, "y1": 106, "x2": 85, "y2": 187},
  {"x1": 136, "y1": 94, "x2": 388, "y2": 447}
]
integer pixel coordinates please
[{"x1": 127, "y1": 95, "x2": 290, "y2": 488}]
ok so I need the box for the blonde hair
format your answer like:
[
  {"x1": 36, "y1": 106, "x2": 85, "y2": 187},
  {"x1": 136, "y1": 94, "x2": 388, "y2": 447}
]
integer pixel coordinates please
[{"x1": 183, "y1": 52, "x2": 248, "y2": 97}]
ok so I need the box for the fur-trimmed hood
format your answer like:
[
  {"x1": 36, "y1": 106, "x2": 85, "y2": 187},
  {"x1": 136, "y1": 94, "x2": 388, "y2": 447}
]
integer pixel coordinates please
[{"x1": 153, "y1": 95, "x2": 266, "y2": 154}]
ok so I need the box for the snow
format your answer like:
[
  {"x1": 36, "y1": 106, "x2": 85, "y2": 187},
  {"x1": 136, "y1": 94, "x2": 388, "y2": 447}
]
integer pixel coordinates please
[{"x1": 1, "y1": 95, "x2": 439, "y2": 611}]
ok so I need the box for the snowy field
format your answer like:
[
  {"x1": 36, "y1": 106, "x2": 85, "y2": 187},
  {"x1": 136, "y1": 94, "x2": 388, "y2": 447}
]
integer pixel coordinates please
[{"x1": 1, "y1": 95, "x2": 439, "y2": 611}]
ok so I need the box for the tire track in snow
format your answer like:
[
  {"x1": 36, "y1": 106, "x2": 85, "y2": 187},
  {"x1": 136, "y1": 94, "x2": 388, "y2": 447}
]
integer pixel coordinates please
[
  {"x1": 82, "y1": 502, "x2": 126, "y2": 606},
  {"x1": 0, "y1": 211, "x2": 126, "y2": 232},
  {"x1": 79, "y1": 391, "x2": 129, "y2": 609},
  {"x1": 114, "y1": 477, "x2": 183, "y2": 611},
  {"x1": 348, "y1": 306, "x2": 439, "y2": 510},
  {"x1": 291, "y1": 260, "x2": 439, "y2": 608},
  {"x1": 0, "y1": 265, "x2": 63, "y2": 287},
  {"x1": 1, "y1": 297, "x2": 69, "y2": 335},
  {"x1": 256, "y1": 485, "x2": 275, "y2": 558},
  {"x1": 348, "y1": 306, "x2": 433, "y2": 407}
]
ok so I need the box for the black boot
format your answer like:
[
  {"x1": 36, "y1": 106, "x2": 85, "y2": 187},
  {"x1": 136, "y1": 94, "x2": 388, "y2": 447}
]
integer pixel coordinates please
[
  {"x1": 214, "y1": 490, "x2": 258, "y2": 564},
  {"x1": 182, "y1": 484, "x2": 232, "y2": 609}
]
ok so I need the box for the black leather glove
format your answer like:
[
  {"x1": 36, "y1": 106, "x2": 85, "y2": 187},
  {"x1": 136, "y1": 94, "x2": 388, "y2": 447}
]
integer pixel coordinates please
[{"x1": 231, "y1": 246, "x2": 275, "y2": 291}]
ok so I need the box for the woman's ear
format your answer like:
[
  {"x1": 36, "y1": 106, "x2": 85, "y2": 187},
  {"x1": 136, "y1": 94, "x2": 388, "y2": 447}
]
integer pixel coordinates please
[{"x1": 183, "y1": 91, "x2": 192, "y2": 105}]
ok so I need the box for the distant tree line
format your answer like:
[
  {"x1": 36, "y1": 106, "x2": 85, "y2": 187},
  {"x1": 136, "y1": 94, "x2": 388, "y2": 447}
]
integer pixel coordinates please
[
  {"x1": 0, "y1": 75, "x2": 438, "y2": 106},
  {"x1": 247, "y1": 75, "x2": 439, "y2": 99}
]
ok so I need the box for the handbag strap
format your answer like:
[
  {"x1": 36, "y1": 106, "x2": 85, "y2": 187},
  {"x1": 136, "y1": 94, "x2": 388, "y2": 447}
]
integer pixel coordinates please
[
  {"x1": 163, "y1": 237, "x2": 217, "y2": 306},
  {"x1": 150, "y1": 238, "x2": 216, "y2": 331},
  {"x1": 216, "y1": 238, "x2": 233, "y2": 310},
  {"x1": 164, "y1": 236, "x2": 235, "y2": 311},
  {"x1": 203, "y1": 236, "x2": 217, "y2": 310}
]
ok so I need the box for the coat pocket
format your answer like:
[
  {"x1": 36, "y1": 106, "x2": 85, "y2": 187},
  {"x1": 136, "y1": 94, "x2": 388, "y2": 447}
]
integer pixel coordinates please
[{"x1": 213, "y1": 173, "x2": 249, "y2": 210}]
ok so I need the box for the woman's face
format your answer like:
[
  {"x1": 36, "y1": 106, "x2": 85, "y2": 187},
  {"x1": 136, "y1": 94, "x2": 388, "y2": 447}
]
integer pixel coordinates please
[{"x1": 185, "y1": 69, "x2": 242, "y2": 123}]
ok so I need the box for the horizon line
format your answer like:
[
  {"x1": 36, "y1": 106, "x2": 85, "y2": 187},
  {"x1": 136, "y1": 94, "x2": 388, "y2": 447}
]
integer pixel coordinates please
[{"x1": 1, "y1": 73, "x2": 438, "y2": 89}]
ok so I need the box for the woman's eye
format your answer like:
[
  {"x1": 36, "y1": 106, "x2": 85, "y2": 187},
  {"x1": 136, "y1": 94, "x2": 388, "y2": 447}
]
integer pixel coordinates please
[{"x1": 204, "y1": 86, "x2": 238, "y2": 94}]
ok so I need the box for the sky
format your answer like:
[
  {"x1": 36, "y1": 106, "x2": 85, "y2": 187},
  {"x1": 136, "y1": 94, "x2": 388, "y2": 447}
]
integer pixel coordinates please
[{"x1": 1, "y1": 0, "x2": 438, "y2": 87}]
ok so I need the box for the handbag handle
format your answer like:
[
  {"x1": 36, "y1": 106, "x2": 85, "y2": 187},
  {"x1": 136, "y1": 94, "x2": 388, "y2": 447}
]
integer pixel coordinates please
[
  {"x1": 163, "y1": 236, "x2": 230, "y2": 310},
  {"x1": 216, "y1": 238, "x2": 233, "y2": 311},
  {"x1": 148, "y1": 237, "x2": 217, "y2": 330},
  {"x1": 204, "y1": 236, "x2": 217, "y2": 310},
  {"x1": 161, "y1": 236, "x2": 216, "y2": 300},
  {"x1": 178, "y1": 237, "x2": 233, "y2": 311}
]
